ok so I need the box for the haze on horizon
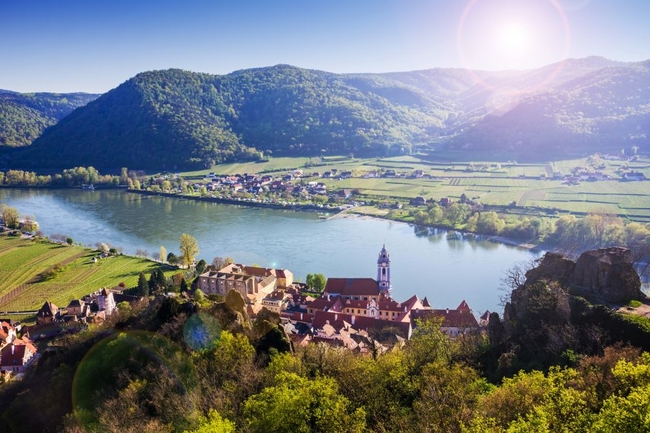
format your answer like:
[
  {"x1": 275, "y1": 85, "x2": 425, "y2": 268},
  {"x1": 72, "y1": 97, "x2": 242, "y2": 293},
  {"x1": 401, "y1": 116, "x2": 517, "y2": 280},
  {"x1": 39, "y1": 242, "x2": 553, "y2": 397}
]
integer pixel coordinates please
[{"x1": 1, "y1": 0, "x2": 649, "y2": 94}]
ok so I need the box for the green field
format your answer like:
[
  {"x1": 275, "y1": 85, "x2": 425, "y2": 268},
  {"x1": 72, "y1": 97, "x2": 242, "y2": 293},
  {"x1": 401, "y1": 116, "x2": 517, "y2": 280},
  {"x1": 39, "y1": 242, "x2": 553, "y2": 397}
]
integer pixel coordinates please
[
  {"x1": 0, "y1": 236, "x2": 176, "y2": 312},
  {"x1": 181, "y1": 155, "x2": 650, "y2": 222}
]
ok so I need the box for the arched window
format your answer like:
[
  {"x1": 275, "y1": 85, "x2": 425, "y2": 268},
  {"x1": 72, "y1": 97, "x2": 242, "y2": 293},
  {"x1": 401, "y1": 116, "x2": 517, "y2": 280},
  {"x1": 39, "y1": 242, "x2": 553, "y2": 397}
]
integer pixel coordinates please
[{"x1": 382, "y1": 268, "x2": 386, "y2": 276}]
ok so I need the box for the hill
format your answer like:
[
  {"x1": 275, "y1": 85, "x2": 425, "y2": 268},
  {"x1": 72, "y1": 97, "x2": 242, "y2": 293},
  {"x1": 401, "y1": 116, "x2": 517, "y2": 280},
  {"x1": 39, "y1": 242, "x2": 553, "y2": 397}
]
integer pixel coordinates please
[
  {"x1": 9, "y1": 57, "x2": 650, "y2": 170},
  {"x1": 0, "y1": 90, "x2": 98, "y2": 147},
  {"x1": 450, "y1": 60, "x2": 650, "y2": 158},
  {"x1": 19, "y1": 66, "x2": 442, "y2": 170}
]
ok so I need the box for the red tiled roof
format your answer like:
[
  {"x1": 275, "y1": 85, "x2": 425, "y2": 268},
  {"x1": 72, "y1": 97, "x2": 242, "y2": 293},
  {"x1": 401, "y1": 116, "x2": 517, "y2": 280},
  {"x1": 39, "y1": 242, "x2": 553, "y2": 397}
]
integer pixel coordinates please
[
  {"x1": 457, "y1": 300, "x2": 471, "y2": 312},
  {"x1": 312, "y1": 311, "x2": 411, "y2": 337},
  {"x1": 342, "y1": 299, "x2": 369, "y2": 309},
  {"x1": 412, "y1": 309, "x2": 479, "y2": 329},
  {"x1": 307, "y1": 296, "x2": 339, "y2": 312},
  {"x1": 0, "y1": 344, "x2": 27, "y2": 367},
  {"x1": 324, "y1": 278, "x2": 379, "y2": 297},
  {"x1": 287, "y1": 312, "x2": 313, "y2": 324}
]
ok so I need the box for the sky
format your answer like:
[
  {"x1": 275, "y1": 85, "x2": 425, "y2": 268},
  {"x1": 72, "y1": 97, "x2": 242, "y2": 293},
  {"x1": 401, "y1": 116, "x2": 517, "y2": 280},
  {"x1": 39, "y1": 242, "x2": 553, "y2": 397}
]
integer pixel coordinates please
[{"x1": 1, "y1": 0, "x2": 649, "y2": 93}]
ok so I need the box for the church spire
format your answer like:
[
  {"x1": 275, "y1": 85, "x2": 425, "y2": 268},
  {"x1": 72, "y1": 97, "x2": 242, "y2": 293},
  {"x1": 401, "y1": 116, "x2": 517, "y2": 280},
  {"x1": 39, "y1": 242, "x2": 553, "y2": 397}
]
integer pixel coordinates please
[{"x1": 377, "y1": 244, "x2": 391, "y2": 294}]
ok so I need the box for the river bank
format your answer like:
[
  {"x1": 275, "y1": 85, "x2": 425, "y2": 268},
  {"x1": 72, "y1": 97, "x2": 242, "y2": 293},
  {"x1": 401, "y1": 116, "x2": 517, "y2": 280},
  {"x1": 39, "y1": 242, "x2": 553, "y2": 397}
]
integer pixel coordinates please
[{"x1": 126, "y1": 189, "x2": 345, "y2": 214}]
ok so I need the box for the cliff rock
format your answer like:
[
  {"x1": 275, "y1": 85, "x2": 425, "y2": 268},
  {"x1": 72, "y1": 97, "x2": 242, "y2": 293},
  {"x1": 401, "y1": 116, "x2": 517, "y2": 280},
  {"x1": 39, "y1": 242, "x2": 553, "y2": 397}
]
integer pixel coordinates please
[{"x1": 524, "y1": 247, "x2": 644, "y2": 305}]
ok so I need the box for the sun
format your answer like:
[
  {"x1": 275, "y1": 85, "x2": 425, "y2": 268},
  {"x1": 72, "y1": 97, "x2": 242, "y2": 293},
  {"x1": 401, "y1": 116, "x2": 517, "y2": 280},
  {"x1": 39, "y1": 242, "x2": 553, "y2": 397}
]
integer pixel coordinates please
[
  {"x1": 497, "y1": 21, "x2": 531, "y2": 54},
  {"x1": 457, "y1": 0, "x2": 571, "y2": 75}
]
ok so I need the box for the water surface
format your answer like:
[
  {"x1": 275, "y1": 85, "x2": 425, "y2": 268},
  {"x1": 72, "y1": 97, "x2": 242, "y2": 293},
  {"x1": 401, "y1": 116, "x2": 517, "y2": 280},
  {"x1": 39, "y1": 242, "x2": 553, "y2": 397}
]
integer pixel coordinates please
[{"x1": 1, "y1": 188, "x2": 543, "y2": 314}]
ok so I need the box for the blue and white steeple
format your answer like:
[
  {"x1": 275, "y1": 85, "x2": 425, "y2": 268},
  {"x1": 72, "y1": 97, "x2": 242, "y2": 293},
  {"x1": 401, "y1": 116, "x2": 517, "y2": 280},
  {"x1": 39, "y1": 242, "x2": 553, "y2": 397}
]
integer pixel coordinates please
[{"x1": 377, "y1": 244, "x2": 391, "y2": 293}]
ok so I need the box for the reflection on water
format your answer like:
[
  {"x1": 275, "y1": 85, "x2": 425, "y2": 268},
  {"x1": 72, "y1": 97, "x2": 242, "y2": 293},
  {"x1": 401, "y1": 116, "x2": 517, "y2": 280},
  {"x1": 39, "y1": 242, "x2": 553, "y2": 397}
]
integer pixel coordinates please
[{"x1": 0, "y1": 188, "x2": 542, "y2": 315}]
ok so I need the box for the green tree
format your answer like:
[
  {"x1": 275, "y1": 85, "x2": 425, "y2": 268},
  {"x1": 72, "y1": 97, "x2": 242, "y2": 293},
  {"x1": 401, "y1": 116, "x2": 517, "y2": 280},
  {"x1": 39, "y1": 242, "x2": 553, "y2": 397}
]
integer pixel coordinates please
[
  {"x1": 160, "y1": 245, "x2": 167, "y2": 263},
  {"x1": 179, "y1": 233, "x2": 199, "y2": 267},
  {"x1": 1, "y1": 204, "x2": 20, "y2": 229},
  {"x1": 243, "y1": 372, "x2": 366, "y2": 433},
  {"x1": 306, "y1": 273, "x2": 327, "y2": 292},
  {"x1": 167, "y1": 252, "x2": 179, "y2": 265},
  {"x1": 136, "y1": 272, "x2": 149, "y2": 297},
  {"x1": 184, "y1": 409, "x2": 235, "y2": 433}
]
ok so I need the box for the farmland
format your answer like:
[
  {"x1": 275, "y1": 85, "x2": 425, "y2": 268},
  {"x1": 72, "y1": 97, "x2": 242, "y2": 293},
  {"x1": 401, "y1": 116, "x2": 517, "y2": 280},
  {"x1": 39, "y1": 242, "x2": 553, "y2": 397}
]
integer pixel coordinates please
[
  {"x1": 182, "y1": 154, "x2": 650, "y2": 222},
  {"x1": 0, "y1": 236, "x2": 176, "y2": 312}
]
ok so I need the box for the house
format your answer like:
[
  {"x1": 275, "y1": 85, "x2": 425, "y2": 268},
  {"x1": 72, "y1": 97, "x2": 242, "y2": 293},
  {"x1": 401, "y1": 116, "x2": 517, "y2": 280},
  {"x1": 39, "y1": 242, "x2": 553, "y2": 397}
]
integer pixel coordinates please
[
  {"x1": 66, "y1": 299, "x2": 84, "y2": 316},
  {"x1": 97, "y1": 288, "x2": 116, "y2": 316},
  {"x1": 0, "y1": 337, "x2": 38, "y2": 373},
  {"x1": 411, "y1": 300, "x2": 479, "y2": 337},
  {"x1": 410, "y1": 196, "x2": 426, "y2": 206},
  {"x1": 0, "y1": 321, "x2": 17, "y2": 348},
  {"x1": 261, "y1": 291, "x2": 290, "y2": 314},
  {"x1": 198, "y1": 263, "x2": 284, "y2": 304},
  {"x1": 323, "y1": 278, "x2": 381, "y2": 302},
  {"x1": 622, "y1": 172, "x2": 646, "y2": 181},
  {"x1": 36, "y1": 301, "x2": 60, "y2": 325}
]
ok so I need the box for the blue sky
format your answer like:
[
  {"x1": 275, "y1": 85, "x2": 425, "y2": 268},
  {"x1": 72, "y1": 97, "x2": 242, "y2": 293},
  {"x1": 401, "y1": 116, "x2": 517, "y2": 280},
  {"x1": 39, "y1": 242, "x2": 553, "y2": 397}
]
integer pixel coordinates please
[{"x1": 1, "y1": 0, "x2": 648, "y2": 93}]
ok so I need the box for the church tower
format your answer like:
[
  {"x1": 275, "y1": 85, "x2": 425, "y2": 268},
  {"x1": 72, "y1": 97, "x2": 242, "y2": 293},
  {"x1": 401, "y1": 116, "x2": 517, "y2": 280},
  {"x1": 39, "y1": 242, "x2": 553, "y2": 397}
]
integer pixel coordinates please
[{"x1": 377, "y1": 244, "x2": 391, "y2": 294}]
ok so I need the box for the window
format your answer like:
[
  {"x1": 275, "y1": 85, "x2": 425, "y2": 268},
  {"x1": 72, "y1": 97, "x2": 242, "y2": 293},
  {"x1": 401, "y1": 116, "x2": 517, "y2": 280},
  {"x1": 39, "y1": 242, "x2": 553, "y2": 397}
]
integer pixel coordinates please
[{"x1": 382, "y1": 268, "x2": 386, "y2": 276}]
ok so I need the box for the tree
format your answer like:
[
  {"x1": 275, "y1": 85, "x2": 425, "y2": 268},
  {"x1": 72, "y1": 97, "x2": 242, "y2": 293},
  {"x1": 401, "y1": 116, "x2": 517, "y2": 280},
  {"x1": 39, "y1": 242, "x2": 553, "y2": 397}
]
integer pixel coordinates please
[
  {"x1": 193, "y1": 288, "x2": 205, "y2": 302},
  {"x1": 160, "y1": 246, "x2": 167, "y2": 263},
  {"x1": 195, "y1": 259, "x2": 207, "y2": 275},
  {"x1": 243, "y1": 372, "x2": 366, "y2": 433},
  {"x1": 136, "y1": 272, "x2": 149, "y2": 297},
  {"x1": 148, "y1": 269, "x2": 167, "y2": 294},
  {"x1": 306, "y1": 273, "x2": 327, "y2": 292},
  {"x1": 183, "y1": 409, "x2": 235, "y2": 433},
  {"x1": 1, "y1": 204, "x2": 20, "y2": 229},
  {"x1": 211, "y1": 256, "x2": 234, "y2": 270},
  {"x1": 167, "y1": 252, "x2": 179, "y2": 265},
  {"x1": 179, "y1": 233, "x2": 199, "y2": 267}
]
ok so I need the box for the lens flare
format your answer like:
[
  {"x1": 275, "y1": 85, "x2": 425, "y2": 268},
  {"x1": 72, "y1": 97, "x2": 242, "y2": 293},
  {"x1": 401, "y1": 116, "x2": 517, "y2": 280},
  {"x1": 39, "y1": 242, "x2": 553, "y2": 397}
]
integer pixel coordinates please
[
  {"x1": 457, "y1": 0, "x2": 572, "y2": 92},
  {"x1": 183, "y1": 312, "x2": 223, "y2": 351}
]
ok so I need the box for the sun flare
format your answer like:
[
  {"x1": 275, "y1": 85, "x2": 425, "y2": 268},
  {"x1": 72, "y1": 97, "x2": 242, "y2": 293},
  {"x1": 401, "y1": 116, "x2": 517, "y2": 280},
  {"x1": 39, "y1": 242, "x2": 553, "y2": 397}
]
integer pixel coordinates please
[{"x1": 497, "y1": 21, "x2": 531, "y2": 53}]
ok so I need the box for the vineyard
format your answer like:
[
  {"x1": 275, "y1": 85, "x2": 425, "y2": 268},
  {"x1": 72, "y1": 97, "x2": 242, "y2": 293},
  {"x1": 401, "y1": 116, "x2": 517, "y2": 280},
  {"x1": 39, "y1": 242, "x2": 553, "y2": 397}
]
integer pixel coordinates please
[{"x1": 0, "y1": 236, "x2": 176, "y2": 312}]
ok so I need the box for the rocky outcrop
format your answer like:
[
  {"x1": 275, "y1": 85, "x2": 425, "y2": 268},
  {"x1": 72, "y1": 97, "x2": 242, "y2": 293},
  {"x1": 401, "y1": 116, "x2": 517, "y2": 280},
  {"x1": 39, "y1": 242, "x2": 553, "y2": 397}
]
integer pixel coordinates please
[
  {"x1": 524, "y1": 253, "x2": 575, "y2": 288},
  {"x1": 524, "y1": 247, "x2": 644, "y2": 305},
  {"x1": 570, "y1": 247, "x2": 643, "y2": 304}
]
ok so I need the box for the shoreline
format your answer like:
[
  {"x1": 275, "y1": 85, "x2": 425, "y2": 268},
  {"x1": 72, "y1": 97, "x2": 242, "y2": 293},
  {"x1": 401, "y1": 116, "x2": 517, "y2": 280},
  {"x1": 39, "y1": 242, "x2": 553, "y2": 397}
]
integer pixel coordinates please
[
  {"x1": 126, "y1": 189, "x2": 345, "y2": 214},
  {"x1": 127, "y1": 188, "x2": 548, "y2": 253}
]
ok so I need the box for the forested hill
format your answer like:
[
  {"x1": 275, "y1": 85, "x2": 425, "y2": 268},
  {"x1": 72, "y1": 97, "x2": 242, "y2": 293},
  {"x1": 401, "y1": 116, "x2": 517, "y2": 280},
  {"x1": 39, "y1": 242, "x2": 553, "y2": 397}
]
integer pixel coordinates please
[
  {"x1": 20, "y1": 66, "x2": 445, "y2": 170},
  {"x1": 0, "y1": 91, "x2": 98, "y2": 147},
  {"x1": 450, "y1": 60, "x2": 650, "y2": 157},
  {"x1": 10, "y1": 57, "x2": 650, "y2": 170}
]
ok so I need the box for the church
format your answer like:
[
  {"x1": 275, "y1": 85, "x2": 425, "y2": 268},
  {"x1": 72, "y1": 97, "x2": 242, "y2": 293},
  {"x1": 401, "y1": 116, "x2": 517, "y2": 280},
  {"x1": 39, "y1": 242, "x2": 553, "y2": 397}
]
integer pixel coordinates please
[{"x1": 295, "y1": 244, "x2": 480, "y2": 346}]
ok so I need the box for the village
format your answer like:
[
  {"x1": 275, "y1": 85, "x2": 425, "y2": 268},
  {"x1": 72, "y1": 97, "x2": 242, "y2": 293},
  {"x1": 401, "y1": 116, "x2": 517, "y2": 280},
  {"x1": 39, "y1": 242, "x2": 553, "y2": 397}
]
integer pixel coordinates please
[{"x1": 0, "y1": 244, "x2": 487, "y2": 377}]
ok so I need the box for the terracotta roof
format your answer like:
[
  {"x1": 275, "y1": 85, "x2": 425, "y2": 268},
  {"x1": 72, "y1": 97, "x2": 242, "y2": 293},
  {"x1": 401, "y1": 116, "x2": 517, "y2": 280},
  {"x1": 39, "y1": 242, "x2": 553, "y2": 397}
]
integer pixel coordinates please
[
  {"x1": 480, "y1": 311, "x2": 491, "y2": 320},
  {"x1": 457, "y1": 300, "x2": 471, "y2": 312},
  {"x1": 312, "y1": 311, "x2": 411, "y2": 337},
  {"x1": 1, "y1": 337, "x2": 36, "y2": 367},
  {"x1": 422, "y1": 297, "x2": 431, "y2": 308},
  {"x1": 412, "y1": 309, "x2": 479, "y2": 329},
  {"x1": 342, "y1": 299, "x2": 369, "y2": 309},
  {"x1": 287, "y1": 312, "x2": 313, "y2": 324},
  {"x1": 0, "y1": 344, "x2": 27, "y2": 367},
  {"x1": 324, "y1": 278, "x2": 379, "y2": 297},
  {"x1": 307, "y1": 296, "x2": 339, "y2": 312}
]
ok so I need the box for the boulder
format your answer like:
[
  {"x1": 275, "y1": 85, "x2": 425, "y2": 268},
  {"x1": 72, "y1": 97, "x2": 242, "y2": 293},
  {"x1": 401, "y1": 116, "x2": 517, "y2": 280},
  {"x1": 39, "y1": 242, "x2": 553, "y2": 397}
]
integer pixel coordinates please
[
  {"x1": 524, "y1": 247, "x2": 644, "y2": 305},
  {"x1": 570, "y1": 247, "x2": 643, "y2": 305}
]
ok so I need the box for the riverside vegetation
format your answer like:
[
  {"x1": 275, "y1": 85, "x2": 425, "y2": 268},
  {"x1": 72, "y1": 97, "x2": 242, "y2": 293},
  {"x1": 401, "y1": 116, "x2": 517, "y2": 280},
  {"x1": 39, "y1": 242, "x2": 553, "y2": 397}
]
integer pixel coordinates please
[{"x1": 0, "y1": 244, "x2": 648, "y2": 432}]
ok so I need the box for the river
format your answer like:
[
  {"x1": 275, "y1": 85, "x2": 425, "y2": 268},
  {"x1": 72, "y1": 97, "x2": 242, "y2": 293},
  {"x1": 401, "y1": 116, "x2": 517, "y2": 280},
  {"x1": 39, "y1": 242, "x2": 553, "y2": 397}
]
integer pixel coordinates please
[{"x1": 1, "y1": 188, "x2": 543, "y2": 315}]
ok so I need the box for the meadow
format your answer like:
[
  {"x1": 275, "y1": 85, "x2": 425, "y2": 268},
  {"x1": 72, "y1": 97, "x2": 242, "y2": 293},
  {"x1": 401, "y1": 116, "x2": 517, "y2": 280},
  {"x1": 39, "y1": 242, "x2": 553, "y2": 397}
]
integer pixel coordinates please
[
  {"x1": 0, "y1": 236, "x2": 176, "y2": 312},
  {"x1": 183, "y1": 154, "x2": 650, "y2": 222}
]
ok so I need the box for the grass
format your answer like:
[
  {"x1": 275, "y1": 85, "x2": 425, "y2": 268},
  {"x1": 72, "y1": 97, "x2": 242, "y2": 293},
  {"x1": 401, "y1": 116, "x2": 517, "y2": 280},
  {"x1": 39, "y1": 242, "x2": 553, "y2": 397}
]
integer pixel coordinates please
[
  {"x1": 179, "y1": 154, "x2": 650, "y2": 222},
  {"x1": 0, "y1": 236, "x2": 178, "y2": 312}
]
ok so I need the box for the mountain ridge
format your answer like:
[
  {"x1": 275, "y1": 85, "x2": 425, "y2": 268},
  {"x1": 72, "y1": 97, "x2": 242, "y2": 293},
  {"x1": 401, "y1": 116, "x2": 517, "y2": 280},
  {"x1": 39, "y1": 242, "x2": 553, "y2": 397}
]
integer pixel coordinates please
[{"x1": 5, "y1": 57, "x2": 649, "y2": 170}]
